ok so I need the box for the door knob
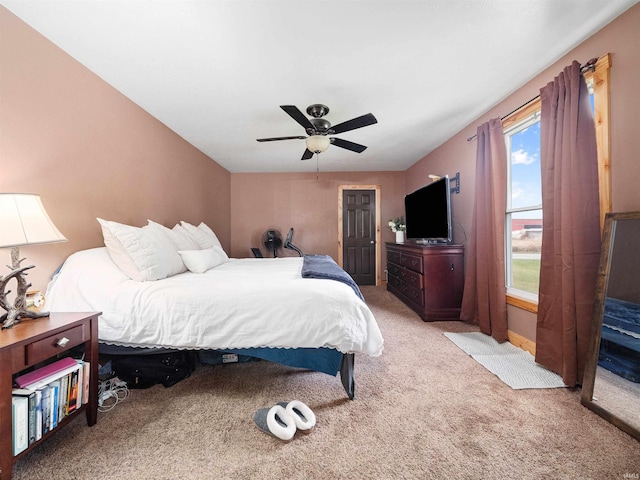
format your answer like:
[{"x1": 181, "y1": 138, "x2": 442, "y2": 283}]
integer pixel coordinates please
[{"x1": 370, "y1": 240, "x2": 375, "y2": 244}]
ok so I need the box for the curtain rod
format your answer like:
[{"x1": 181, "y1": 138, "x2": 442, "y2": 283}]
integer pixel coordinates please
[{"x1": 466, "y1": 57, "x2": 599, "y2": 142}]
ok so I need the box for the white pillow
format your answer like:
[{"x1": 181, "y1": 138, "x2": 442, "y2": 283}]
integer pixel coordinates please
[
  {"x1": 171, "y1": 224, "x2": 201, "y2": 250},
  {"x1": 214, "y1": 244, "x2": 229, "y2": 262},
  {"x1": 180, "y1": 221, "x2": 223, "y2": 250},
  {"x1": 97, "y1": 218, "x2": 185, "y2": 281},
  {"x1": 146, "y1": 220, "x2": 199, "y2": 253},
  {"x1": 178, "y1": 247, "x2": 228, "y2": 274},
  {"x1": 197, "y1": 222, "x2": 222, "y2": 246}
]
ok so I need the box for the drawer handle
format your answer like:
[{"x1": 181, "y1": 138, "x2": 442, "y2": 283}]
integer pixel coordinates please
[{"x1": 56, "y1": 337, "x2": 70, "y2": 348}]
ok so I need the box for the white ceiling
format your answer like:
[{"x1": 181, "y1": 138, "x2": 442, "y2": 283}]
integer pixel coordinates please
[{"x1": 2, "y1": 1, "x2": 637, "y2": 173}]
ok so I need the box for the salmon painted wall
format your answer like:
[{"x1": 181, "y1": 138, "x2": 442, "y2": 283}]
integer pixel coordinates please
[
  {"x1": 406, "y1": 3, "x2": 640, "y2": 342},
  {"x1": 0, "y1": 7, "x2": 231, "y2": 291},
  {"x1": 230, "y1": 172, "x2": 406, "y2": 264}
]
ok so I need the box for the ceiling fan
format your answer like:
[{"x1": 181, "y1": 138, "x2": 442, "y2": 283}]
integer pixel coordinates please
[{"x1": 256, "y1": 104, "x2": 377, "y2": 160}]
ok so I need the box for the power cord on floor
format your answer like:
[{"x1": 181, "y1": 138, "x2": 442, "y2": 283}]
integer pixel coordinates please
[{"x1": 98, "y1": 376, "x2": 129, "y2": 412}]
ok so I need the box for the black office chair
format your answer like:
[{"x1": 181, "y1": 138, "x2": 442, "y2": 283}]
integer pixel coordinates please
[
  {"x1": 251, "y1": 248, "x2": 263, "y2": 258},
  {"x1": 284, "y1": 228, "x2": 303, "y2": 256}
]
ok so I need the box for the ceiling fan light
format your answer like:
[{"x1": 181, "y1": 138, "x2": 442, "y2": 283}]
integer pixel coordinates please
[{"x1": 305, "y1": 135, "x2": 330, "y2": 153}]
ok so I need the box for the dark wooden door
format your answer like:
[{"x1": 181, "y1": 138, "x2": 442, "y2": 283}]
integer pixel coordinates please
[{"x1": 342, "y1": 189, "x2": 376, "y2": 285}]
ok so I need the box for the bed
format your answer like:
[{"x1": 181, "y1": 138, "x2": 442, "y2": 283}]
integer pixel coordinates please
[
  {"x1": 45, "y1": 244, "x2": 384, "y2": 398},
  {"x1": 599, "y1": 297, "x2": 640, "y2": 383}
]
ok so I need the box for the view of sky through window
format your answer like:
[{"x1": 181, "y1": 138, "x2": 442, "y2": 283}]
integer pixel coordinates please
[{"x1": 510, "y1": 120, "x2": 541, "y2": 214}]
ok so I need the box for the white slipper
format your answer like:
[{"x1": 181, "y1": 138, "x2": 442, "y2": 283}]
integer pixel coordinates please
[
  {"x1": 253, "y1": 404, "x2": 296, "y2": 441},
  {"x1": 277, "y1": 400, "x2": 316, "y2": 433}
]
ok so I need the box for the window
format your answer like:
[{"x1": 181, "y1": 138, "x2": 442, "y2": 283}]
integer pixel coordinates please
[
  {"x1": 505, "y1": 113, "x2": 542, "y2": 301},
  {"x1": 503, "y1": 55, "x2": 611, "y2": 312}
]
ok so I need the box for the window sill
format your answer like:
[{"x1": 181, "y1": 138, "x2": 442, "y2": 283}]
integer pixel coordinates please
[{"x1": 506, "y1": 293, "x2": 538, "y2": 314}]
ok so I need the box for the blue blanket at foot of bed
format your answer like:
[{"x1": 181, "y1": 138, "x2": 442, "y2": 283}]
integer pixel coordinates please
[{"x1": 301, "y1": 254, "x2": 364, "y2": 301}]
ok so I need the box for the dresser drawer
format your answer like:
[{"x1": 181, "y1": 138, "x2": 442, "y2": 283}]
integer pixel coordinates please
[
  {"x1": 387, "y1": 272, "x2": 402, "y2": 289},
  {"x1": 25, "y1": 324, "x2": 88, "y2": 365},
  {"x1": 387, "y1": 263, "x2": 403, "y2": 278},
  {"x1": 403, "y1": 283, "x2": 424, "y2": 306},
  {"x1": 400, "y1": 253, "x2": 423, "y2": 273},
  {"x1": 387, "y1": 275, "x2": 424, "y2": 307},
  {"x1": 399, "y1": 269, "x2": 423, "y2": 290},
  {"x1": 387, "y1": 250, "x2": 401, "y2": 265}
]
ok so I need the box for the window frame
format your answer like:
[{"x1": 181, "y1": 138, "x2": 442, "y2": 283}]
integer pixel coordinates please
[
  {"x1": 504, "y1": 54, "x2": 611, "y2": 312},
  {"x1": 504, "y1": 112, "x2": 542, "y2": 301}
]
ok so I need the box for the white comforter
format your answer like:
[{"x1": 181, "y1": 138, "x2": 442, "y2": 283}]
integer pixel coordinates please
[{"x1": 45, "y1": 248, "x2": 384, "y2": 356}]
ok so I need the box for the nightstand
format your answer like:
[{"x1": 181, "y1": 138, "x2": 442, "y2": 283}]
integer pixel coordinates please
[{"x1": 0, "y1": 312, "x2": 100, "y2": 480}]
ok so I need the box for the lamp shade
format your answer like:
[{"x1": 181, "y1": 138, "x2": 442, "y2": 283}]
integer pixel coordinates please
[
  {"x1": 0, "y1": 193, "x2": 67, "y2": 248},
  {"x1": 305, "y1": 135, "x2": 331, "y2": 153}
]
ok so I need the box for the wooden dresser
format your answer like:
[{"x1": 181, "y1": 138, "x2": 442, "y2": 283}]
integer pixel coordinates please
[{"x1": 386, "y1": 242, "x2": 464, "y2": 321}]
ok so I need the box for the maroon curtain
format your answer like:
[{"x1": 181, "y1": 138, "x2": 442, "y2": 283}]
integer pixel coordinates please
[
  {"x1": 460, "y1": 118, "x2": 508, "y2": 342},
  {"x1": 535, "y1": 61, "x2": 601, "y2": 387}
]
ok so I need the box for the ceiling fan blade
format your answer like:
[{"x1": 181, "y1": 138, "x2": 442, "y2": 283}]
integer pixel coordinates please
[
  {"x1": 280, "y1": 105, "x2": 315, "y2": 131},
  {"x1": 330, "y1": 113, "x2": 377, "y2": 134},
  {"x1": 256, "y1": 136, "x2": 306, "y2": 142},
  {"x1": 301, "y1": 149, "x2": 314, "y2": 160},
  {"x1": 331, "y1": 137, "x2": 368, "y2": 153}
]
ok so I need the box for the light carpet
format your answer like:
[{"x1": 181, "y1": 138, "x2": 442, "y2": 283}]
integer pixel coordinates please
[
  {"x1": 14, "y1": 287, "x2": 640, "y2": 480},
  {"x1": 444, "y1": 331, "x2": 567, "y2": 389}
]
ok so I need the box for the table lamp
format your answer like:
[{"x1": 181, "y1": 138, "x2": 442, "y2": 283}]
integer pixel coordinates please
[{"x1": 0, "y1": 193, "x2": 67, "y2": 329}]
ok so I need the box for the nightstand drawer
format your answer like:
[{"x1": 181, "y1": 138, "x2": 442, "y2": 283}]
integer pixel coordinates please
[{"x1": 25, "y1": 324, "x2": 87, "y2": 365}]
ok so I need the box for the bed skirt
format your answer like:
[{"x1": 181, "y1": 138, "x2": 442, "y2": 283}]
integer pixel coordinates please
[{"x1": 99, "y1": 343, "x2": 355, "y2": 399}]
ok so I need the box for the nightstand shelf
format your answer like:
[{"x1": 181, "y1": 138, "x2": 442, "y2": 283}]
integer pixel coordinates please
[{"x1": 0, "y1": 312, "x2": 100, "y2": 480}]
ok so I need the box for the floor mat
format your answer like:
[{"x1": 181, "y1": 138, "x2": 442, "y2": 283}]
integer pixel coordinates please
[{"x1": 444, "y1": 332, "x2": 567, "y2": 389}]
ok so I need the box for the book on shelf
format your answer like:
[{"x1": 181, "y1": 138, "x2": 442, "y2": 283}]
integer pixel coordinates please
[
  {"x1": 82, "y1": 362, "x2": 90, "y2": 405},
  {"x1": 68, "y1": 369, "x2": 79, "y2": 413},
  {"x1": 58, "y1": 374, "x2": 69, "y2": 421},
  {"x1": 40, "y1": 386, "x2": 51, "y2": 434},
  {"x1": 12, "y1": 389, "x2": 37, "y2": 446},
  {"x1": 12, "y1": 357, "x2": 90, "y2": 451},
  {"x1": 50, "y1": 381, "x2": 60, "y2": 429},
  {"x1": 76, "y1": 361, "x2": 84, "y2": 406},
  {"x1": 14, "y1": 357, "x2": 78, "y2": 388},
  {"x1": 17, "y1": 361, "x2": 82, "y2": 391},
  {"x1": 35, "y1": 390, "x2": 43, "y2": 441},
  {"x1": 12, "y1": 396, "x2": 29, "y2": 455}
]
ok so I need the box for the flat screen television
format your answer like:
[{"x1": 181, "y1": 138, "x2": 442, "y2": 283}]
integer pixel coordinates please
[{"x1": 404, "y1": 176, "x2": 452, "y2": 244}]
